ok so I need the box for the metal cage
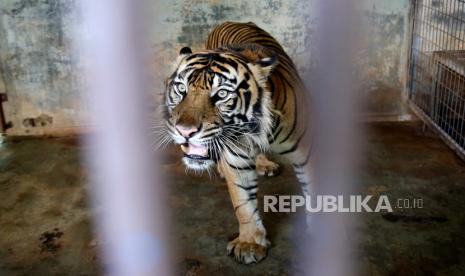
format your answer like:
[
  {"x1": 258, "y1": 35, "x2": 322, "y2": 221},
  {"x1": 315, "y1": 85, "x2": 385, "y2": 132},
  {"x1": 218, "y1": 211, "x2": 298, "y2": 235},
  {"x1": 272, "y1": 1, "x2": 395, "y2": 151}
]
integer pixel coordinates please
[{"x1": 409, "y1": 0, "x2": 465, "y2": 159}]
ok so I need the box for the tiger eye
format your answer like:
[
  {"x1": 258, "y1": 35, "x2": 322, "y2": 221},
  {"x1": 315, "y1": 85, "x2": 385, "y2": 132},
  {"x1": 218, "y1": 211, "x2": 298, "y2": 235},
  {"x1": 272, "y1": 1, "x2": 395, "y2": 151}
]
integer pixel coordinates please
[
  {"x1": 177, "y1": 83, "x2": 186, "y2": 92},
  {"x1": 217, "y1": 90, "x2": 228, "y2": 98}
]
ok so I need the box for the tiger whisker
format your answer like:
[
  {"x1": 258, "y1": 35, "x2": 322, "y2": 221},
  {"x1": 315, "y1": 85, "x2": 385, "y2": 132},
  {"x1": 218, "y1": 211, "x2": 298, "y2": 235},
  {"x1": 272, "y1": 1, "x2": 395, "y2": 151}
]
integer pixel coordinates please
[
  {"x1": 217, "y1": 136, "x2": 253, "y2": 170},
  {"x1": 220, "y1": 133, "x2": 251, "y2": 150}
]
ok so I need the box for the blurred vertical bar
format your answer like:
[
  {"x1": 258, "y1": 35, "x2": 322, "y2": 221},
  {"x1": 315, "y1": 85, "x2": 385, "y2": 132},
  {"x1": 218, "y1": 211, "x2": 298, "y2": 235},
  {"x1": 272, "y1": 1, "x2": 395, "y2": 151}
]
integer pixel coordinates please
[
  {"x1": 77, "y1": 0, "x2": 171, "y2": 275},
  {"x1": 306, "y1": 0, "x2": 358, "y2": 275}
]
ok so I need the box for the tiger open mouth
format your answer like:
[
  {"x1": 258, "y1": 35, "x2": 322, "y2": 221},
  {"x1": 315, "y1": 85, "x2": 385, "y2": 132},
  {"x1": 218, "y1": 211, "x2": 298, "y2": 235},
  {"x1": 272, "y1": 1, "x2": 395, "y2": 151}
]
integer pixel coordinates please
[
  {"x1": 181, "y1": 143, "x2": 210, "y2": 160},
  {"x1": 180, "y1": 143, "x2": 215, "y2": 170}
]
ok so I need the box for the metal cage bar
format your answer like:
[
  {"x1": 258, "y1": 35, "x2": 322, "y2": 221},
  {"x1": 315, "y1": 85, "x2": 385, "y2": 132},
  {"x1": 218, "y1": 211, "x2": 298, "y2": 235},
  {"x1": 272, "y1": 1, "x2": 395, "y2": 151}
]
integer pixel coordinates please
[{"x1": 409, "y1": 0, "x2": 465, "y2": 160}]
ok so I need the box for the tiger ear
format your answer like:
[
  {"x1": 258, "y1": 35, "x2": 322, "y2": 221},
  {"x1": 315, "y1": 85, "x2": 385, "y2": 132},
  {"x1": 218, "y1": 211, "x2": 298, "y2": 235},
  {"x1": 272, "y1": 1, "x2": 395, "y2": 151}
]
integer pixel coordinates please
[
  {"x1": 174, "y1": 46, "x2": 192, "y2": 69},
  {"x1": 179, "y1": 46, "x2": 192, "y2": 55},
  {"x1": 248, "y1": 56, "x2": 278, "y2": 86}
]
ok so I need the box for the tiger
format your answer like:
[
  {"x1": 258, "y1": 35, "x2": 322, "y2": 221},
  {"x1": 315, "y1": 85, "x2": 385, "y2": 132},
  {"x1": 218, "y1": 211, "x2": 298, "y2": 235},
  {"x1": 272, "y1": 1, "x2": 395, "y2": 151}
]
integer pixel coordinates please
[{"x1": 163, "y1": 22, "x2": 313, "y2": 264}]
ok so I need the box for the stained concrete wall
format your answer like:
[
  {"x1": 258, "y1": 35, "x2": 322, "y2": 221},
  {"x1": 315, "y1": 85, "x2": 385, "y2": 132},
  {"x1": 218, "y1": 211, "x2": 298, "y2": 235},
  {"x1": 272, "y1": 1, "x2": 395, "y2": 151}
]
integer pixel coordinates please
[
  {"x1": 0, "y1": 0, "x2": 87, "y2": 135},
  {"x1": 357, "y1": 0, "x2": 413, "y2": 118},
  {"x1": 0, "y1": 0, "x2": 412, "y2": 136}
]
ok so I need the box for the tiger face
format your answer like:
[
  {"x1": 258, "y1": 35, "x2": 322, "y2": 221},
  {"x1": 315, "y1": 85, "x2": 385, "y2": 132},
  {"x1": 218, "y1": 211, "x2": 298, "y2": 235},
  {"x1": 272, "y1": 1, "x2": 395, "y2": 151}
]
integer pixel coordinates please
[{"x1": 164, "y1": 47, "x2": 276, "y2": 170}]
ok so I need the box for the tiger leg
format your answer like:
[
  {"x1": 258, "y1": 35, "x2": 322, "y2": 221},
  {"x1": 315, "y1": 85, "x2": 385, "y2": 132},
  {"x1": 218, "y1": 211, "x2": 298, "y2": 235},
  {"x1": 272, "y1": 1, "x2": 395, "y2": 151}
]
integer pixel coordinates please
[
  {"x1": 291, "y1": 153, "x2": 314, "y2": 198},
  {"x1": 255, "y1": 153, "x2": 280, "y2": 177},
  {"x1": 218, "y1": 158, "x2": 270, "y2": 264},
  {"x1": 292, "y1": 155, "x2": 315, "y2": 228},
  {"x1": 281, "y1": 144, "x2": 315, "y2": 228}
]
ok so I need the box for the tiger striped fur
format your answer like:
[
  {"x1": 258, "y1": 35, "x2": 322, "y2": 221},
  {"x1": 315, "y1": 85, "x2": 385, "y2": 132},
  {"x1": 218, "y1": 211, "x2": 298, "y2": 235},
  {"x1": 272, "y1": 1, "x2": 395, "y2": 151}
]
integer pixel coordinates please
[{"x1": 163, "y1": 22, "x2": 314, "y2": 264}]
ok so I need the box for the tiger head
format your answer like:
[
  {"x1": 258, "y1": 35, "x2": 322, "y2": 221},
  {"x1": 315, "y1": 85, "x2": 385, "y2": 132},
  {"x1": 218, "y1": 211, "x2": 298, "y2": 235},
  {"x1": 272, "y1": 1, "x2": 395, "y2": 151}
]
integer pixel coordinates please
[{"x1": 164, "y1": 46, "x2": 277, "y2": 171}]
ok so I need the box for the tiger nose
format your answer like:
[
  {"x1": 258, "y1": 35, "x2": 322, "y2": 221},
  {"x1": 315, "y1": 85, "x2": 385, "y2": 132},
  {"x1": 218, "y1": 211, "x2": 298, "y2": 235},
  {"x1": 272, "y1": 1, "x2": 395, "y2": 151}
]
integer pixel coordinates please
[{"x1": 176, "y1": 125, "x2": 199, "y2": 138}]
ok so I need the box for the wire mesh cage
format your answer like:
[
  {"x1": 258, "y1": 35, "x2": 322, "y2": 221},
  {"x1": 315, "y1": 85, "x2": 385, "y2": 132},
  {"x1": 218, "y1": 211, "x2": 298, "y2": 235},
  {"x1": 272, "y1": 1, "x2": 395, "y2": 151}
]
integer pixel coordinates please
[{"x1": 409, "y1": 0, "x2": 465, "y2": 159}]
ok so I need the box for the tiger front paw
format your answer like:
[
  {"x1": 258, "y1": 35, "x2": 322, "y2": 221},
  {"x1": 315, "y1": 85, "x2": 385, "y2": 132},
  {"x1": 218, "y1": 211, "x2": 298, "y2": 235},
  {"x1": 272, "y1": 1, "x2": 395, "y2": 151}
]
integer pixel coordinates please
[
  {"x1": 255, "y1": 154, "x2": 280, "y2": 177},
  {"x1": 227, "y1": 237, "x2": 270, "y2": 264}
]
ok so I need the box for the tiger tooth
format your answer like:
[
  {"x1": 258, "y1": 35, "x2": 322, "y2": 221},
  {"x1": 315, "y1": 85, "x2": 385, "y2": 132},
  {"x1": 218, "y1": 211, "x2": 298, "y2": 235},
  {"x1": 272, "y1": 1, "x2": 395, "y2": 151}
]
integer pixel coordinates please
[{"x1": 181, "y1": 144, "x2": 189, "y2": 154}]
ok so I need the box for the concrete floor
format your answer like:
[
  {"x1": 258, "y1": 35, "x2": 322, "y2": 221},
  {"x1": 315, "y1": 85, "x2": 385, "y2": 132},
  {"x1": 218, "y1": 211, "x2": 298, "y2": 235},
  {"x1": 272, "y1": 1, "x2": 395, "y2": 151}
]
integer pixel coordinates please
[{"x1": 0, "y1": 122, "x2": 464, "y2": 275}]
